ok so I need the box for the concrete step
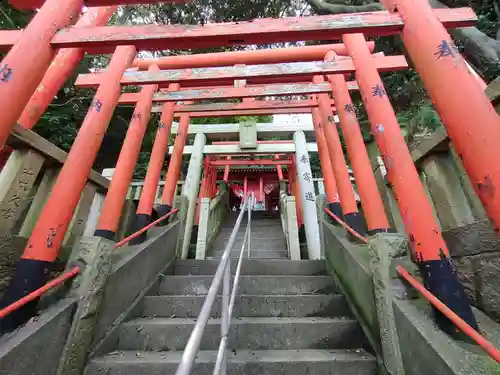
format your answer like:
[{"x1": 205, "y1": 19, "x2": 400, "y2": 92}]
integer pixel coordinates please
[
  {"x1": 209, "y1": 250, "x2": 289, "y2": 259},
  {"x1": 220, "y1": 222, "x2": 282, "y2": 228},
  {"x1": 86, "y1": 349, "x2": 376, "y2": 375},
  {"x1": 171, "y1": 260, "x2": 326, "y2": 275},
  {"x1": 212, "y1": 238, "x2": 286, "y2": 251},
  {"x1": 141, "y1": 294, "x2": 350, "y2": 318},
  {"x1": 217, "y1": 231, "x2": 285, "y2": 240},
  {"x1": 117, "y1": 317, "x2": 364, "y2": 351},
  {"x1": 158, "y1": 275, "x2": 337, "y2": 295}
]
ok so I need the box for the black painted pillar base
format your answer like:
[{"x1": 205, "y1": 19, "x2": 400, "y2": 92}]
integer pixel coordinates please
[
  {"x1": 0, "y1": 259, "x2": 52, "y2": 334},
  {"x1": 94, "y1": 229, "x2": 115, "y2": 241},
  {"x1": 367, "y1": 227, "x2": 392, "y2": 236},
  {"x1": 129, "y1": 213, "x2": 151, "y2": 245},
  {"x1": 344, "y1": 212, "x2": 367, "y2": 241},
  {"x1": 418, "y1": 258, "x2": 478, "y2": 335},
  {"x1": 156, "y1": 204, "x2": 172, "y2": 227},
  {"x1": 344, "y1": 212, "x2": 366, "y2": 235},
  {"x1": 298, "y1": 225, "x2": 306, "y2": 244},
  {"x1": 191, "y1": 226, "x2": 199, "y2": 244},
  {"x1": 327, "y1": 202, "x2": 343, "y2": 224}
]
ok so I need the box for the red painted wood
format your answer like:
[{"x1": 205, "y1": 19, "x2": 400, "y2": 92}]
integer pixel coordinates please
[
  {"x1": 0, "y1": 0, "x2": 83, "y2": 148},
  {"x1": 0, "y1": 31, "x2": 23, "y2": 53},
  {"x1": 18, "y1": 6, "x2": 117, "y2": 130},
  {"x1": 75, "y1": 56, "x2": 408, "y2": 87},
  {"x1": 173, "y1": 99, "x2": 333, "y2": 113},
  {"x1": 212, "y1": 141, "x2": 293, "y2": 144},
  {"x1": 210, "y1": 160, "x2": 293, "y2": 166},
  {"x1": 22, "y1": 45, "x2": 137, "y2": 262},
  {"x1": 9, "y1": 0, "x2": 188, "y2": 10},
  {"x1": 172, "y1": 107, "x2": 321, "y2": 117},
  {"x1": 132, "y1": 43, "x2": 375, "y2": 69},
  {"x1": 119, "y1": 82, "x2": 358, "y2": 103},
  {"x1": 117, "y1": 74, "x2": 355, "y2": 89},
  {"x1": 383, "y1": 0, "x2": 500, "y2": 237},
  {"x1": 46, "y1": 8, "x2": 475, "y2": 52}
]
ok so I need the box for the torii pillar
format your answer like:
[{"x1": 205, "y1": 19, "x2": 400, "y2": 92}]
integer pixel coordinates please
[
  {"x1": 294, "y1": 131, "x2": 321, "y2": 260},
  {"x1": 344, "y1": 33, "x2": 477, "y2": 333}
]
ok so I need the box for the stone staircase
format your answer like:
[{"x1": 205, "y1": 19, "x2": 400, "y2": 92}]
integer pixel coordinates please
[
  {"x1": 85, "y1": 259, "x2": 376, "y2": 375},
  {"x1": 210, "y1": 211, "x2": 289, "y2": 259}
]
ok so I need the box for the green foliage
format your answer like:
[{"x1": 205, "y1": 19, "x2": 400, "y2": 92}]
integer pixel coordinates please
[{"x1": 0, "y1": 1, "x2": 31, "y2": 29}]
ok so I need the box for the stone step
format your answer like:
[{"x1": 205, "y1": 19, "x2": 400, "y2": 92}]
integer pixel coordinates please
[
  {"x1": 212, "y1": 238, "x2": 286, "y2": 251},
  {"x1": 85, "y1": 349, "x2": 376, "y2": 375},
  {"x1": 220, "y1": 218, "x2": 281, "y2": 223},
  {"x1": 158, "y1": 275, "x2": 337, "y2": 295},
  {"x1": 219, "y1": 222, "x2": 282, "y2": 228},
  {"x1": 209, "y1": 250, "x2": 289, "y2": 259},
  {"x1": 117, "y1": 317, "x2": 364, "y2": 351},
  {"x1": 216, "y1": 231, "x2": 285, "y2": 240},
  {"x1": 141, "y1": 294, "x2": 350, "y2": 318},
  {"x1": 171, "y1": 259, "x2": 326, "y2": 275}
]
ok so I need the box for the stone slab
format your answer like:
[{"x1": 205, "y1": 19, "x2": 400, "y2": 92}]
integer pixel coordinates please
[
  {"x1": 322, "y1": 222, "x2": 380, "y2": 352},
  {"x1": 91, "y1": 222, "x2": 180, "y2": 346},
  {"x1": 0, "y1": 149, "x2": 44, "y2": 236},
  {"x1": 393, "y1": 298, "x2": 500, "y2": 375},
  {"x1": 118, "y1": 317, "x2": 363, "y2": 351},
  {"x1": 0, "y1": 235, "x2": 27, "y2": 295},
  {"x1": 6, "y1": 125, "x2": 109, "y2": 191},
  {"x1": 141, "y1": 294, "x2": 350, "y2": 318},
  {"x1": 171, "y1": 259, "x2": 326, "y2": 275},
  {"x1": 85, "y1": 349, "x2": 376, "y2": 375},
  {"x1": 443, "y1": 219, "x2": 500, "y2": 257},
  {"x1": 158, "y1": 275, "x2": 338, "y2": 295},
  {"x1": 0, "y1": 298, "x2": 76, "y2": 375},
  {"x1": 210, "y1": 250, "x2": 289, "y2": 259}
]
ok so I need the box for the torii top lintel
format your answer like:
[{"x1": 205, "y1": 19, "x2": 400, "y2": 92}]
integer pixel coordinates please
[
  {"x1": 0, "y1": 8, "x2": 475, "y2": 52},
  {"x1": 76, "y1": 56, "x2": 408, "y2": 88}
]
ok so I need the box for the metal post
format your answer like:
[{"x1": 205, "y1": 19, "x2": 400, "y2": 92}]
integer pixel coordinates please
[
  {"x1": 0, "y1": 46, "x2": 136, "y2": 333},
  {"x1": 130, "y1": 83, "x2": 180, "y2": 244},
  {"x1": 95, "y1": 64, "x2": 159, "y2": 240},
  {"x1": 175, "y1": 200, "x2": 247, "y2": 375},
  {"x1": 343, "y1": 33, "x2": 477, "y2": 333},
  {"x1": 157, "y1": 110, "x2": 191, "y2": 223},
  {"x1": 18, "y1": 6, "x2": 117, "y2": 130},
  {"x1": 380, "y1": 0, "x2": 500, "y2": 236},
  {"x1": 310, "y1": 104, "x2": 341, "y2": 218},
  {"x1": 325, "y1": 51, "x2": 390, "y2": 235},
  {"x1": 312, "y1": 75, "x2": 365, "y2": 236},
  {"x1": 0, "y1": 0, "x2": 84, "y2": 146}
]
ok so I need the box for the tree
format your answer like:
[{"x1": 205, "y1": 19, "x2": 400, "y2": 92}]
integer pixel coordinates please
[{"x1": 305, "y1": 0, "x2": 500, "y2": 81}]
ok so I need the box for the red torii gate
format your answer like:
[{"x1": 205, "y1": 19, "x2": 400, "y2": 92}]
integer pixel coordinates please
[{"x1": 0, "y1": 0, "x2": 495, "y2": 338}]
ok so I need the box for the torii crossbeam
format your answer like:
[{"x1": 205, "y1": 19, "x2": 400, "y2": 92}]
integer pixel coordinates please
[{"x1": 118, "y1": 82, "x2": 359, "y2": 103}]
